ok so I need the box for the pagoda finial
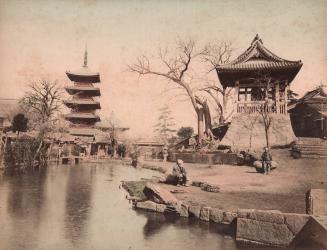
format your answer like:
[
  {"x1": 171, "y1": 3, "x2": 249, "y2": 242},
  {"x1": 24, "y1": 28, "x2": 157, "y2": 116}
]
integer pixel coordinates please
[
  {"x1": 83, "y1": 44, "x2": 88, "y2": 67},
  {"x1": 251, "y1": 34, "x2": 263, "y2": 45}
]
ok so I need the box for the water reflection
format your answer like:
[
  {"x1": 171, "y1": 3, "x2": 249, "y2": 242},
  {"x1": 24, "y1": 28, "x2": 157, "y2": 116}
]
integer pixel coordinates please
[
  {"x1": 64, "y1": 167, "x2": 93, "y2": 245},
  {"x1": 4, "y1": 169, "x2": 47, "y2": 250},
  {"x1": 0, "y1": 164, "x2": 239, "y2": 250}
]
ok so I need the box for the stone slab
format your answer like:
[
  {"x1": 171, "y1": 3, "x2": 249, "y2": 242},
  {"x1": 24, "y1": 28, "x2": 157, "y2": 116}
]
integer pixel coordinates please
[
  {"x1": 223, "y1": 211, "x2": 237, "y2": 224},
  {"x1": 189, "y1": 205, "x2": 201, "y2": 218},
  {"x1": 284, "y1": 213, "x2": 310, "y2": 235},
  {"x1": 236, "y1": 218, "x2": 294, "y2": 247},
  {"x1": 156, "y1": 203, "x2": 167, "y2": 213},
  {"x1": 199, "y1": 207, "x2": 211, "y2": 221},
  {"x1": 177, "y1": 203, "x2": 189, "y2": 217},
  {"x1": 210, "y1": 208, "x2": 224, "y2": 223},
  {"x1": 135, "y1": 201, "x2": 157, "y2": 212},
  {"x1": 248, "y1": 210, "x2": 284, "y2": 224},
  {"x1": 306, "y1": 189, "x2": 327, "y2": 216},
  {"x1": 143, "y1": 182, "x2": 178, "y2": 205}
]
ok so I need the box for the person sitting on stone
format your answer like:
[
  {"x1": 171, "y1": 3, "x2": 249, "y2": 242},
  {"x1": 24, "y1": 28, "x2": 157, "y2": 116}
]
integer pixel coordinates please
[
  {"x1": 261, "y1": 147, "x2": 272, "y2": 175},
  {"x1": 172, "y1": 159, "x2": 187, "y2": 186}
]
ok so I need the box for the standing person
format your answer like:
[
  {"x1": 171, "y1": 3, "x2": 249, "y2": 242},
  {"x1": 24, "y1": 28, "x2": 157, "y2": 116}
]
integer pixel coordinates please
[
  {"x1": 172, "y1": 159, "x2": 187, "y2": 186},
  {"x1": 261, "y1": 147, "x2": 272, "y2": 175}
]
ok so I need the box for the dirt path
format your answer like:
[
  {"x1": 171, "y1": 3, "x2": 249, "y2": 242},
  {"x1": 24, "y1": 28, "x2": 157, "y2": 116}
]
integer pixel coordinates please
[{"x1": 141, "y1": 149, "x2": 327, "y2": 213}]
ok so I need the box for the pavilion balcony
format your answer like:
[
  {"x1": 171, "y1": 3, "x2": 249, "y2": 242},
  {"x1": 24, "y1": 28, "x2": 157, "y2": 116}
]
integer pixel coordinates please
[{"x1": 236, "y1": 101, "x2": 287, "y2": 115}]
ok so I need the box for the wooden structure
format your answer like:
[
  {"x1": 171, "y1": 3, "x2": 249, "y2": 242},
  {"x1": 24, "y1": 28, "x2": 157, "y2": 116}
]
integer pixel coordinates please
[
  {"x1": 64, "y1": 48, "x2": 101, "y2": 137},
  {"x1": 216, "y1": 35, "x2": 302, "y2": 149},
  {"x1": 133, "y1": 141, "x2": 165, "y2": 161},
  {"x1": 0, "y1": 99, "x2": 19, "y2": 132},
  {"x1": 288, "y1": 86, "x2": 327, "y2": 138},
  {"x1": 216, "y1": 34, "x2": 302, "y2": 115}
]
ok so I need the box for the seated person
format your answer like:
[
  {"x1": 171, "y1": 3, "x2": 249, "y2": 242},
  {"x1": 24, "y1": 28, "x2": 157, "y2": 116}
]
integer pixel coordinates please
[{"x1": 172, "y1": 159, "x2": 187, "y2": 186}]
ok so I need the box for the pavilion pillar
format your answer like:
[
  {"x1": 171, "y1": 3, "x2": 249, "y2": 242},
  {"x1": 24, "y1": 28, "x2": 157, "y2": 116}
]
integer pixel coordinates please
[
  {"x1": 235, "y1": 81, "x2": 240, "y2": 113},
  {"x1": 284, "y1": 81, "x2": 289, "y2": 115},
  {"x1": 275, "y1": 81, "x2": 280, "y2": 114}
]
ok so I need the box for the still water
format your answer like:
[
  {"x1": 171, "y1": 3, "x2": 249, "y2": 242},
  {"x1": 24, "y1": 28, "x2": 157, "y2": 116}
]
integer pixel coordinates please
[{"x1": 0, "y1": 164, "x2": 237, "y2": 250}]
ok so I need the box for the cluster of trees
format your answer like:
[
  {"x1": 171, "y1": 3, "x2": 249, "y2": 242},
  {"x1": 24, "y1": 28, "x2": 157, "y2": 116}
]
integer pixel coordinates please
[
  {"x1": 128, "y1": 39, "x2": 234, "y2": 145},
  {"x1": 2, "y1": 79, "x2": 63, "y2": 172}
]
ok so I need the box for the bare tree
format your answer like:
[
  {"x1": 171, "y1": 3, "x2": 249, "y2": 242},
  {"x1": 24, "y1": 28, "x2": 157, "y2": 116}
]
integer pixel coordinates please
[
  {"x1": 20, "y1": 79, "x2": 62, "y2": 135},
  {"x1": 201, "y1": 41, "x2": 234, "y2": 124},
  {"x1": 128, "y1": 39, "x2": 209, "y2": 142}
]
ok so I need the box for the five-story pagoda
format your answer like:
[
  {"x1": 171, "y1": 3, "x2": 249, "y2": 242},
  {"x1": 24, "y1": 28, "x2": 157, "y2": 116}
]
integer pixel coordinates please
[{"x1": 64, "y1": 49, "x2": 101, "y2": 137}]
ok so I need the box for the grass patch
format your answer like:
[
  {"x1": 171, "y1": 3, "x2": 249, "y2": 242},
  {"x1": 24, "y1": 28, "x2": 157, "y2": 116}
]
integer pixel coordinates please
[
  {"x1": 141, "y1": 164, "x2": 166, "y2": 173},
  {"x1": 122, "y1": 181, "x2": 147, "y2": 200}
]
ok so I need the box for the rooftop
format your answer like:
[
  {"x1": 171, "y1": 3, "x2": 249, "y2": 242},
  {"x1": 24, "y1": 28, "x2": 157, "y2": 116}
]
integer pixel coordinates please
[
  {"x1": 65, "y1": 86, "x2": 100, "y2": 96},
  {"x1": 216, "y1": 35, "x2": 303, "y2": 87},
  {"x1": 66, "y1": 49, "x2": 100, "y2": 83},
  {"x1": 64, "y1": 99, "x2": 101, "y2": 109},
  {"x1": 65, "y1": 112, "x2": 100, "y2": 121}
]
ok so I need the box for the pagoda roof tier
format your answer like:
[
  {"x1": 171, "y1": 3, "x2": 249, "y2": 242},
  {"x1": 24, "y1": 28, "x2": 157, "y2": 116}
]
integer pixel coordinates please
[
  {"x1": 69, "y1": 128, "x2": 99, "y2": 137},
  {"x1": 63, "y1": 99, "x2": 101, "y2": 109},
  {"x1": 65, "y1": 112, "x2": 100, "y2": 121},
  {"x1": 216, "y1": 35, "x2": 302, "y2": 87},
  {"x1": 66, "y1": 67, "x2": 100, "y2": 83},
  {"x1": 65, "y1": 86, "x2": 100, "y2": 96}
]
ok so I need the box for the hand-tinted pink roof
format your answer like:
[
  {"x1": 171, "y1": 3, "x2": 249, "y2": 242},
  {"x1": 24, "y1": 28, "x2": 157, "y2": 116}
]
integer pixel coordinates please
[
  {"x1": 66, "y1": 66, "x2": 100, "y2": 83},
  {"x1": 216, "y1": 35, "x2": 302, "y2": 72}
]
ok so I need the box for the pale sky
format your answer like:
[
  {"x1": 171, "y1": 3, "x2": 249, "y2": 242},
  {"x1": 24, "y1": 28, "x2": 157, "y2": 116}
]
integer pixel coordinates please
[{"x1": 0, "y1": 0, "x2": 326, "y2": 138}]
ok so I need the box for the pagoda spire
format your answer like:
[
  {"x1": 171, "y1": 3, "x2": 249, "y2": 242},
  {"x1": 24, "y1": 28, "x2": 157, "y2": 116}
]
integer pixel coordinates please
[{"x1": 83, "y1": 44, "x2": 88, "y2": 67}]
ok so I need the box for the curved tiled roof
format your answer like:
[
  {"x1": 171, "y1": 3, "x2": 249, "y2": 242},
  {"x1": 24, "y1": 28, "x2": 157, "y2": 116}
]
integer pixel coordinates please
[
  {"x1": 66, "y1": 67, "x2": 100, "y2": 83},
  {"x1": 65, "y1": 112, "x2": 100, "y2": 121},
  {"x1": 63, "y1": 99, "x2": 101, "y2": 109},
  {"x1": 65, "y1": 86, "x2": 100, "y2": 96},
  {"x1": 216, "y1": 35, "x2": 302, "y2": 72}
]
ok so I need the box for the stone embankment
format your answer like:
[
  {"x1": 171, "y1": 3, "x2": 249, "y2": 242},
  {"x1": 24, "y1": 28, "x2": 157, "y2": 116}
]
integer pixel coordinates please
[{"x1": 123, "y1": 182, "x2": 327, "y2": 248}]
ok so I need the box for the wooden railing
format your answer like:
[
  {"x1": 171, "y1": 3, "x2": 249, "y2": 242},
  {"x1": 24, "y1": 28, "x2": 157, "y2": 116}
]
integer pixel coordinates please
[{"x1": 236, "y1": 101, "x2": 287, "y2": 115}]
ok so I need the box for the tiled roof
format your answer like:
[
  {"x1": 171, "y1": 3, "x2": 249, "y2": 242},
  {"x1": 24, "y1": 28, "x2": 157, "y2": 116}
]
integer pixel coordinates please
[
  {"x1": 65, "y1": 113, "x2": 100, "y2": 120},
  {"x1": 0, "y1": 98, "x2": 19, "y2": 117},
  {"x1": 288, "y1": 86, "x2": 327, "y2": 111},
  {"x1": 66, "y1": 66, "x2": 100, "y2": 83},
  {"x1": 69, "y1": 128, "x2": 99, "y2": 136},
  {"x1": 64, "y1": 99, "x2": 101, "y2": 108},
  {"x1": 216, "y1": 35, "x2": 302, "y2": 72},
  {"x1": 65, "y1": 86, "x2": 100, "y2": 96}
]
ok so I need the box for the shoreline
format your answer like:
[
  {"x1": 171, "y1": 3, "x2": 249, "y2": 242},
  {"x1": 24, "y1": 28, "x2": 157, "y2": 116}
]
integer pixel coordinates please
[{"x1": 120, "y1": 149, "x2": 327, "y2": 248}]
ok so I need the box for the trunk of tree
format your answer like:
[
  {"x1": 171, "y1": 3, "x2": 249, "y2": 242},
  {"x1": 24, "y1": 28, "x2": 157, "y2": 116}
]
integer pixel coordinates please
[
  {"x1": 197, "y1": 108, "x2": 205, "y2": 143},
  {"x1": 203, "y1": 101, "x2": 214, "y2": 139},
  {"x1": 265, "y1": 126, "x2": 270, "y2": 148}
]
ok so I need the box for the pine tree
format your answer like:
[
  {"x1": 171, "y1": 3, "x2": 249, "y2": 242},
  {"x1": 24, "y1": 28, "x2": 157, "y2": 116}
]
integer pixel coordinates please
[{"x1": 154, "y1": 105, "x2": 176, "y2": 143}]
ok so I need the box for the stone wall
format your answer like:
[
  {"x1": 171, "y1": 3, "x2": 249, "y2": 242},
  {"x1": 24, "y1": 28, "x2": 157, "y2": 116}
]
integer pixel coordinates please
[
  {"x1": 132, "y1": 200, "x2": 315, "y2": 248},
  {"x1": 236, "y1": 210, "x2": 310, "y2": 247},
  {"x1": 169, "y1": 152, "x2": 238, "y2": 165},
  {"x1": 220, "y1": 113, "x2": 296, "y2": 150},
  {"x1": 306, "y1": 189, "x2": 327, "y2": 216}
]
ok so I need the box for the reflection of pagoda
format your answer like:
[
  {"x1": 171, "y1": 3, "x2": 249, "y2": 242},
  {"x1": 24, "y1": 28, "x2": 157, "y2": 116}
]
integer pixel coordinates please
[{"x1": 64, "y1": 49, "x2": 101, "y2": 137}]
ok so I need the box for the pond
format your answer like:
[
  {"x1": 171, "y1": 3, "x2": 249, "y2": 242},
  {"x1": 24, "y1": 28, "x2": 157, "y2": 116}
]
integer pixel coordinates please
[
  {"x1": 1, "y1": 163, "x2": 320, "y2": 250},
  {"x1": 0, "y1": 163, "x2": 237, "y2": 250}
]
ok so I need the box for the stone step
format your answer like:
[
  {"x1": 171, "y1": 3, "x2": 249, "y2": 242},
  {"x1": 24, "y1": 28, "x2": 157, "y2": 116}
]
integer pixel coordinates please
[
  {"x1": 301, "y1": 155, "x2": 327, "y2": 159},
  {"x1": 294, "y1": 147, "x2": 327, "y2": 151},
  {"x1": 298, "y1": 149, "x2": 327, "y2": 153}
]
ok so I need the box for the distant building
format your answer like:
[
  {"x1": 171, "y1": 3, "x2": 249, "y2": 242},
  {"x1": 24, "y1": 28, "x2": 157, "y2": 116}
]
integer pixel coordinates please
[
  {"x1": 288, "y1": 86, "x2": 327, "y2": 138},
  {"x1": 0, "y1": 98, "x2": 19, "y2": 132}
]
